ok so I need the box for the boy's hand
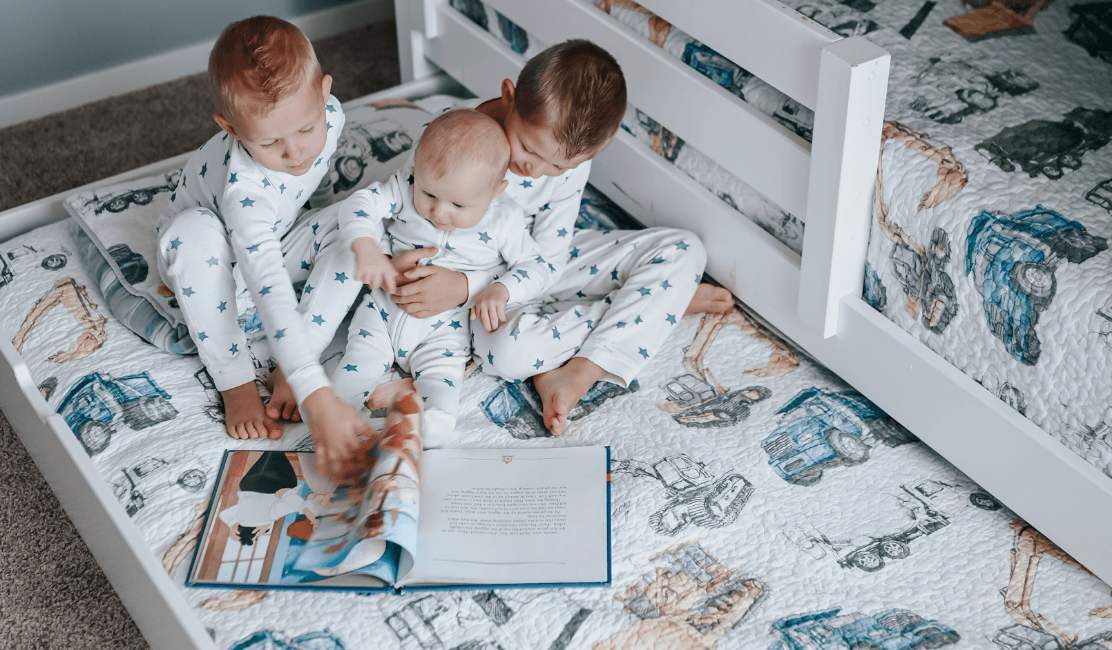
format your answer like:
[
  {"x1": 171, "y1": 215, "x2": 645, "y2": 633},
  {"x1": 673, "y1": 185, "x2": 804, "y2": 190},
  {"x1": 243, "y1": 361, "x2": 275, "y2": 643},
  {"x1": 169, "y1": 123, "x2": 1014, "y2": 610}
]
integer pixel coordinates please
[
  {"x1": 302, "y1": 387, "x2": 376, "y2": 483},
  {"x1": 470, "y1": 282, "x2": 510, "y2": 333},
  {"x1": 394, "y1": 266, "x2": 469, "y2": 318},
  {"x1": 352, "y1": 237, "x2": 399, "y2": 293},
  {"x1": 389, "y1": 247, "x2": 438, "y2": 282}
]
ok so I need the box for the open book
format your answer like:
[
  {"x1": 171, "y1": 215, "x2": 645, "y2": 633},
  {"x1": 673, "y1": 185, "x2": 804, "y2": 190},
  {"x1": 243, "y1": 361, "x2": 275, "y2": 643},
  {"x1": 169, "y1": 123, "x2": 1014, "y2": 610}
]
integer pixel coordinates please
[{"x1": 186, "y1": 445, "x2": 610, "y2": 593}]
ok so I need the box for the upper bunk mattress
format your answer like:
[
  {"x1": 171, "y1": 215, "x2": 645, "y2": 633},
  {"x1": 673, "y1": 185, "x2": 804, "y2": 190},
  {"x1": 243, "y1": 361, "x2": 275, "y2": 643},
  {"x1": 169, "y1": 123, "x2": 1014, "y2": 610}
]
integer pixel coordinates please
[{"x1": 855, "y1": 0, "x2": 1112, "y2": 478}]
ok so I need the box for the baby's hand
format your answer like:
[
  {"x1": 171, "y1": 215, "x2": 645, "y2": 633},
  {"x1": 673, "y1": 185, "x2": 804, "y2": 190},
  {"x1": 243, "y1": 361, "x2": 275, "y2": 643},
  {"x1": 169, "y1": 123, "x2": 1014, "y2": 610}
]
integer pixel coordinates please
[
  {"x1": 352, "y1": 237, "x2": 399, "y2": 293},
  {"x1": 470, "y1": 282, "x2": 510, "y2": 333},
  {"x1": 302, "y1": 387, "x2": 376, "y2": 483}
]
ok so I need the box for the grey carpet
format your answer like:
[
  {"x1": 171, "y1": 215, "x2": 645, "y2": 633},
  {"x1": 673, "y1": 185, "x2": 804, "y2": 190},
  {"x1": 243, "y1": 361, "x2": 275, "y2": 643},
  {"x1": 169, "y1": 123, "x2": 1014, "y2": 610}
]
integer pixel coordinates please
[{"x1": 0, "y1": 21, "x2": 399, "y2": 649}]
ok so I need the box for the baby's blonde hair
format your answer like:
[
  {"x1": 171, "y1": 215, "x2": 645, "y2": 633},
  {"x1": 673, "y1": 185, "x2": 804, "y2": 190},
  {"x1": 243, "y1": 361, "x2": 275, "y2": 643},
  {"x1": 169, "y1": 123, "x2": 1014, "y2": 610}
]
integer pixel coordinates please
[
  {"x1": 415, "y1": 110, "x2": 510, "y2": 191},
  {"x1": 209, "y1": 16, "x2": 322, "y2": 118}
]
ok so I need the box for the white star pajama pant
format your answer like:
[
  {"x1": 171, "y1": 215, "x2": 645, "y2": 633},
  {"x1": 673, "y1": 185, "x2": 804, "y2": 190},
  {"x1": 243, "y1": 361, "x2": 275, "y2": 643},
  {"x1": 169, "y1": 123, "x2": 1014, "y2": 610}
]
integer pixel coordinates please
[
  {"x1": 331, "y1": 288, "x2": 471, "y2": 448},
  {"x1": 157, "y1": 203, "x2": 363, "y2": 392},
  {"x1": 474, "y1": 227, "x2": 706, "y2": 386}
]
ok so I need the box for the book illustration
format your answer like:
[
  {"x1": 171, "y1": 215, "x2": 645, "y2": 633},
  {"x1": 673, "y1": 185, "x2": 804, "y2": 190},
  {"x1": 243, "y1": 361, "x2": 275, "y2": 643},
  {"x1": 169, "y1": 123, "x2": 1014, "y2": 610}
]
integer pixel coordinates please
[
  {"x1": 227, "y1": 629, "x2": 346, "y2": 650},
  {"x1": 385, "y1": 590, "x2": 592, "y2": 650},
  {"x1": 481, "y1": 378, "x2": 638, "y2": 439},
  {"x1": 766, "y1": 607, "x2": 959, "y2": 649},
  {"x1": 611, "y1": 455, "x2": 753, "y2": 536},
  {"x1": 993, "y1": 520, "x2": 1112, "y2": 650},
  {"x1": 111, "y1": 455, "x2": 208, "y2": 518},
  {"x1": 761, "y1": 387, "x2": 916, "y2": 486},
  {"x1": 12, "y1": 276, "x2": 107, "y2": 363},
  {"x1": 782, "y1": 477, "x2": 1001, "y2": 572},
  {"x1": 56, "y1": 371, "x2": 178, "y2": 456},
  {"x1": 189, "y1": 388, "x2": 609, "y2": 591},
  {"x1": 597, "y1": 542, "x2": 763, "y2": 650},
  {"x1": 289, "y1": 391, "x2": 422, "y2": 583}
]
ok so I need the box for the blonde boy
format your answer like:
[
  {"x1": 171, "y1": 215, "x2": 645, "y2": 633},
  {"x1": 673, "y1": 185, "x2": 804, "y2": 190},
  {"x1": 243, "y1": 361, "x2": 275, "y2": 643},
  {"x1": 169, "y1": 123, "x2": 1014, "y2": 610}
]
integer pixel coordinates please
[
  {"x1": 331, "y1": 110, "x2": 552, "y2": 448},
  {"x1": 156, "y1": 16, "x2": 369, "y2": 477},
  {"x1": 387, "y1": 40, "x2": 733, "y2": 435}
]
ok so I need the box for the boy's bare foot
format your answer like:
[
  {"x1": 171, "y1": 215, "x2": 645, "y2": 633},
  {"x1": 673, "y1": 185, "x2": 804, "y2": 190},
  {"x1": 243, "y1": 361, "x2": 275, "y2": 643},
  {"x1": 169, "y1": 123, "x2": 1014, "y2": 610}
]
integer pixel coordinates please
[
  {"x1": 685, "y1": 283, "x2": 734, "y2": 315},
  {"x1": 266, "y1": 367, "x2": 301, "y2": 422},
  {"x1": 532, "y1": 357, "x2": 607, "y2": 435},
  {"x1": 221, "y1": 382, "x2": 282, "y2": 440}
]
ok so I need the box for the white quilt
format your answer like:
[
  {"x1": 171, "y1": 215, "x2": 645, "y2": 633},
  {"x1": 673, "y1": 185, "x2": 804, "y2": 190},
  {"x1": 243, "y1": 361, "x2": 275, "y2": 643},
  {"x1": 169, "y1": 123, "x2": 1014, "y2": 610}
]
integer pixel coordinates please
[{"x1": 3, "y1": 213, "x2": 1110, "y2": 648}]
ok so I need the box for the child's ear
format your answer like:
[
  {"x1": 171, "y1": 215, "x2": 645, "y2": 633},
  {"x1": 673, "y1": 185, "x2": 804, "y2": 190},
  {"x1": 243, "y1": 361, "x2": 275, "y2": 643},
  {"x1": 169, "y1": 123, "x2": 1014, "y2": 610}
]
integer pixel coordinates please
[
  {"x1": 214, "y1": 113, "x2": 239, "y2": 140},
  {"x1": 500, "y1": 78, "x2": 516, "y2": 112},
  {"x1": 321, "y1": 74, "x2": 333, "y2": 101},
  {"x1": 493, "y1": 178, "x2": 509, "y2": 198}
]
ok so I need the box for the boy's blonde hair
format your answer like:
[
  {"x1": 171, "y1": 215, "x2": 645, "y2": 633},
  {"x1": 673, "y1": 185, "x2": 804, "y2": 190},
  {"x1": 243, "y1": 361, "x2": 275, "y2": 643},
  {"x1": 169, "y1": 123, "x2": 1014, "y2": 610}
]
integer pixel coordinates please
[
  {"x1": 514, "y1": 39, "x2": 627, "y2": 159},
  {"x1": 209, "y1": 16, "x2": 322, "y2": 118},
  {"x1": 415, "y1": 110, "x2": 510, "y2": 192}
]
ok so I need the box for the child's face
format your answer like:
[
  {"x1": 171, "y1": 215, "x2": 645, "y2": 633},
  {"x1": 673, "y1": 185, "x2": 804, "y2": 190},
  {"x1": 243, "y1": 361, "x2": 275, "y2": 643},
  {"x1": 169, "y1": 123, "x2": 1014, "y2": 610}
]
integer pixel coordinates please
[
  {"x1": 413, "y1": 163, "x2": 507, "y2": 232},
  {"x1": 503, "y1": 111, "x2": 594, "y2": 179},
  {"x1": 218, "y1": 74, "x2": 333, "y2": 176}
]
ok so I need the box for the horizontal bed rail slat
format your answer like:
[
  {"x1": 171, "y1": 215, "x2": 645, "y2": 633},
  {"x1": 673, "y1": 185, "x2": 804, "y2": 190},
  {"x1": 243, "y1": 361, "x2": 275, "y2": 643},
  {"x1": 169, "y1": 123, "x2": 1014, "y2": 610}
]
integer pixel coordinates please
[
  {"x1": 633, "y1": 0, "x2": 839, "y2": 110},
  {"x1": 593, "y1": 129, "x2": 802, "y2": 320},
  {"x1": 461, "y1": 0, "x2": 814, "y2": 219}
]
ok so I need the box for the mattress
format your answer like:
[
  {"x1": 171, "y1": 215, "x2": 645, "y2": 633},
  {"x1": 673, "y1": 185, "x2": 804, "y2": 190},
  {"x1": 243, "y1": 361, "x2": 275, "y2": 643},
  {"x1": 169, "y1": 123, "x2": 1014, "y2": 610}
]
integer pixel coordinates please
[
  {"x1": 849, "y1": 0, "x2": 1112, "y2": 480},
  {"x1": 3, "y1": 176, "x2": 1111, "y2": 648},
  {"x1": 456, "y1": 0, "x2": 1112, "y2": 482}
]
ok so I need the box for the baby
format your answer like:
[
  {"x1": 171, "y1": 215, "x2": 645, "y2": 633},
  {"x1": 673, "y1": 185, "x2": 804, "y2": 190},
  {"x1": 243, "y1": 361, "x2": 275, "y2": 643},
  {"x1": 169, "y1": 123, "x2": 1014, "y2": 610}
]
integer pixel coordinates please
[
  {"x1": 330, "y1": 109, "x2": 552, "y2": 447},
  {"x1": 156, "y1": 16, "x2": 370, "y2": 478}
]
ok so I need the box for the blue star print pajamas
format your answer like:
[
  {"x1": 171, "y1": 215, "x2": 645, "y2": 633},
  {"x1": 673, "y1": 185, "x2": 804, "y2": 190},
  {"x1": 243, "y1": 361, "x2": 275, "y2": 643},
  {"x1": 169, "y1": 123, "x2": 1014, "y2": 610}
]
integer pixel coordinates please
[
  {"x1": 476, "y1": 226, "x2": 706, "y2": 385},
  {"x1": 156, "y1": 98, "x2": 360, "y2": 403},
  {"x1": 331, "y1": 163, "x2": 551, "y2": 447},
  {"x1": 463, "y1": 134, "x2": 707, "y2": 388}
]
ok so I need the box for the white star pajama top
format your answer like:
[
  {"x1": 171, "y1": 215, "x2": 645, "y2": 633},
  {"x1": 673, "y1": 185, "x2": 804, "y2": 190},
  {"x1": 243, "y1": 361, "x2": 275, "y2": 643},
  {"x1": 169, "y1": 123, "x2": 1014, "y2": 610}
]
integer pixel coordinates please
[
  {"x1": 334, "y1": 164, "x2": 552, "y2": 447},
  {"x1": 457, "y1": 99, "x2": 709, "y2": 389},
  {"x1": 156, "y1": 97, "x2": 363, "y2": 403}
]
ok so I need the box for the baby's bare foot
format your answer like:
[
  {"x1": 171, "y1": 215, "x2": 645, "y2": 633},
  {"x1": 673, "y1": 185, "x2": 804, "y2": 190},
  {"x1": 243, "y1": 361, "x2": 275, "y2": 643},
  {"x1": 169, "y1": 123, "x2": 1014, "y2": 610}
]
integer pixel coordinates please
[
  {"x1": 532, "y1": 357, "x2": 607, "y2": 435},
  {"x1": 266, "y1": 367, "x2": 301, "y2": 422},
  {"x1": 685, "y1": 283, "x2": 734, "y2": 315},
  {"x1": 222, "y1": 382, "x2": 282, "y2": 440}
]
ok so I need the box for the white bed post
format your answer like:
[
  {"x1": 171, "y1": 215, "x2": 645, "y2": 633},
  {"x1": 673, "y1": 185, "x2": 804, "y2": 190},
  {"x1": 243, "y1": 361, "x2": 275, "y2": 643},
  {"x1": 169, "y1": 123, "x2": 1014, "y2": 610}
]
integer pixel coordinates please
[
  {"x1": 797, "y1": 36, "x2": 889, "y2": 338},
  {"x1": 394, "y1": 0, "x2": 443, "y2": 82}
]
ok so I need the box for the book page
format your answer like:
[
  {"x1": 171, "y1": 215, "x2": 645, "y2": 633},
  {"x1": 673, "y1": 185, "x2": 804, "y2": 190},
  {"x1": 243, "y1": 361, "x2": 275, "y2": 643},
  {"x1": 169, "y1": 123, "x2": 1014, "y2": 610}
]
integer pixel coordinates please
[
  {"x1": 399, "y1": 446, "x2": 609, "y2": 587},
  {"x1": 188, "y1": 450, "x2": 394, "y2": 588}
]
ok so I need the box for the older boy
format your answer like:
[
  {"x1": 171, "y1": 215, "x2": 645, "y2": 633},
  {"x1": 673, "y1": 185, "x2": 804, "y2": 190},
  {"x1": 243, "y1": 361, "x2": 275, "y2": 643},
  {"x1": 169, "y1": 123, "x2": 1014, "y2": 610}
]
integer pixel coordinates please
[
  {"x1": 390, "y1": 40, "x2": 732, "y2": 435},
  {"x1": 156, "y1": 16, "x2": 369, "y2": 477},
  {"x1": 332, "y1": 110, "x2": 551, "y2": 448}
]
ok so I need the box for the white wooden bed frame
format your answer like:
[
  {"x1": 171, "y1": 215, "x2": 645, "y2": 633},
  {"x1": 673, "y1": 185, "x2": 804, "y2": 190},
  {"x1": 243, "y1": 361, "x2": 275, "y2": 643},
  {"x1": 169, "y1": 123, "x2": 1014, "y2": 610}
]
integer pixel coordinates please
[{"x1": 1, "y1": 0, "x2": 1109, "y2": 647}]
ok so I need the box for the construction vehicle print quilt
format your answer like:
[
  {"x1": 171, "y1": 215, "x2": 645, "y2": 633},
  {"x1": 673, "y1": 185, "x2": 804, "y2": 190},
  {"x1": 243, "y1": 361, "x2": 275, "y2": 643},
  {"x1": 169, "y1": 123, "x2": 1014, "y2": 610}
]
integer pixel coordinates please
[
  {"x1": 4, "y1": 206, "x2": 1112, "y2": 648},
  {"x1": 457, "y1": 0, "x2": 1112, "y2": 482}
]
